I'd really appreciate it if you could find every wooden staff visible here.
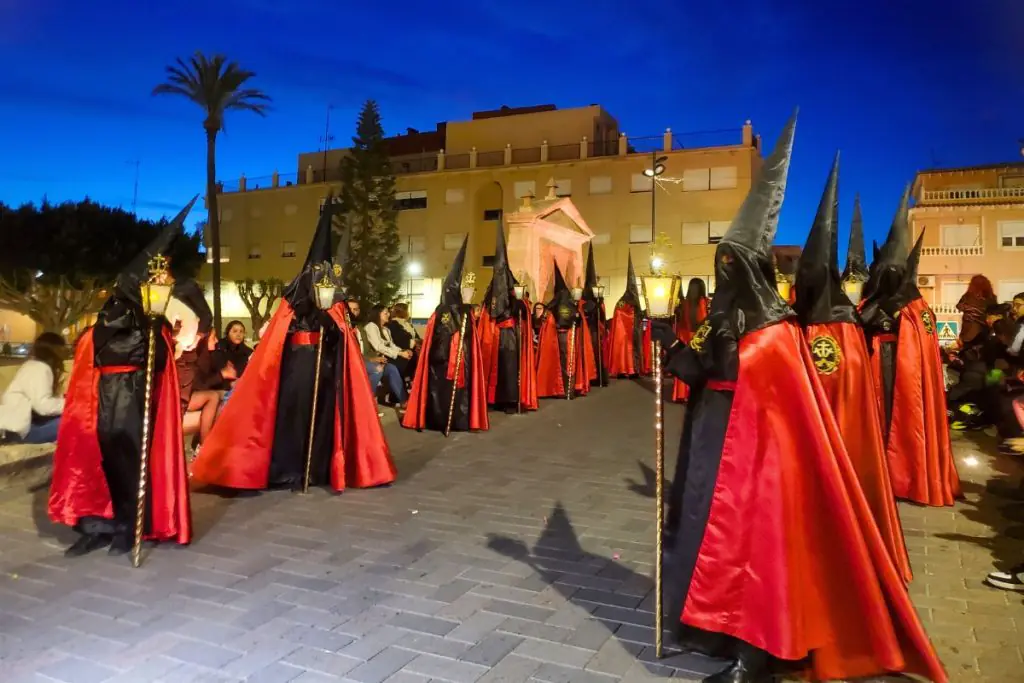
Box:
[131,319,159,568]
[301,326,326,494]
[566,321,577,400]
[445,308,469,437]
[653,337,665,658]
[516,304,523,414]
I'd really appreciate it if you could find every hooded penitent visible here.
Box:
[841,194,870,302]
[671,277,710,403]
[792,155,912,583]
[661,114,946,683]
[49,197,197,555]
[860,195,961,507]
[605,253,650,377]
[581,242,608,387]
[478,219,538,411]
[535,261,595,398]
[191,201,395,491]
[403,235,489,432]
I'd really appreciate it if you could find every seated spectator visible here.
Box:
[0,332,66,444]
[211,320,253,397]
[364,305,414,385]
[386,302,420,379]
[348,300,406,415]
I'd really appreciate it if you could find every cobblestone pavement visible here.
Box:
[0,380,1022,683]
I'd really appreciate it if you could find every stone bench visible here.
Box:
[0,443,55,491]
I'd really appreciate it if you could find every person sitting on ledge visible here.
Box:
[0,332,67,445]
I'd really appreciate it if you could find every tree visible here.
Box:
[153,51,271,333]
[0,199,203,333]
[235,278,283,337]
[338,100,403,306]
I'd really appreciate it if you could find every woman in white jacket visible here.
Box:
[363,305,412,400]
[0,332,66,444]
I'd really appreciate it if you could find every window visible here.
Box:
[999,220,1024,248]
[482,255,495,267]
[205,246,231,263]
[247,245,262,260]
[443,233,465,251]
[394,190,427,211]
[683,168,711,192]
[681,222,709,245]
[998,280,1024,301]
[940,224,979,247]
[630,224,653,244]
[483,208,503,221]
[554,179,572,197]
[709,166,738,190]
[631,173,653,193]
[445,188,465,204]
[282,241,297,258]
[407,236,426,254]
[589,176,612,195]
[1001,175,1024,189]
[709,221,731,242]
[404,278,426,298]
[514,180,536,199]
[941,281,968,305]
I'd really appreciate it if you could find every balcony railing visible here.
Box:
[217,126,747,194]
[920,187,1024,204]
[932,304,963,316]
[921,245,985,257]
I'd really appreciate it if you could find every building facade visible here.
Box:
[909,163,1024,337]
[207,104,763,320]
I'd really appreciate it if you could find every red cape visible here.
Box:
[49,327,191,544]
[402,310,489,431]
[672,298,709,402]
[805,321,912,583]
[535,313,592,398]
[606,303,643,377]
[477,305,538,410]
[885,298,961,506]
[190,300,395,491]
[681,321,946,682]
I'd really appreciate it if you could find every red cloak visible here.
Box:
[681,321,946,682]
[805,321,912,583]
[535,313,592,398]
[190,300,395,491]
[49,327,192,544]
[606,303,644,377]
[402,310,489,431]
[672,298,709,402]
[884,298,961,506]
[477,305,538,410]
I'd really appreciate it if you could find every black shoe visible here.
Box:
[108,533,132,556]
[64,533,112,557]
[703,658,771,683]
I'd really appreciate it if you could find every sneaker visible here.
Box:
[984,565,1024,592]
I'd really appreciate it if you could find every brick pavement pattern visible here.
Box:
[0,380,1022,682]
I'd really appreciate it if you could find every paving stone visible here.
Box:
[244,662,304,683]
[388,612,460,636]
[402,653,489,683]
[165,639,244,668]
[511,639,595,668]
[345,647,418,683]
[36,656,120,683]
[529,662,617,683]
[282,646,361,676]
[459,633,525,667]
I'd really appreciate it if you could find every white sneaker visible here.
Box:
[984,565,1024,592]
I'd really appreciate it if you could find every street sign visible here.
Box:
[937,320,959,345]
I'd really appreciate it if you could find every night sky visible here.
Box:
[1,0,1021,255]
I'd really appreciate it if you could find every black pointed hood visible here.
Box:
[792,153,856,326]
[116,195,198,302]
[547,260,577,329]
[712,111,797,336]
[483,219,516,321]
[842,194,869,282]
[283,197,336,309]
[892,229,926,307]
[441,234,469,307]
[617,252,642,310]
[582,243,599,302]
[862,186,911,308]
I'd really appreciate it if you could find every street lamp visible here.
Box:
[407,261,422,276]
[644,154,668,245]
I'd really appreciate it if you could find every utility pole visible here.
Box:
[127,159,141,215]
[320,105,335,182]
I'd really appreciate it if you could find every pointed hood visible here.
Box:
[712,111,797,336]
[582,242,599,302]
[116,195,198,302]
[842,194,869,282]
[792,154,857,326]
[862,186,912,308]
[893,229,926,306]
[547,259,577,329]
[616,252,642,310]
[440,234,469,307]
[483,219,516,321]
[283,197,336,309]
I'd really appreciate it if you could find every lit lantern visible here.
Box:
[314,275,336,311]
[843,278,865,304]
[571,286,583,301]
[640,274,681,319]
[142,255,173,318]
[461,271,477,304]
[512,284,525,299]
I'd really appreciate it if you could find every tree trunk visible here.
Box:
[206,127,223,334]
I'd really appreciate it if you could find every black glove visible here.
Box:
[649,320,678,350]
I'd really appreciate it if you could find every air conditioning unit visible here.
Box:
[917,275,935,287]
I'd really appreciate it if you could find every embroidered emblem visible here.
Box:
[441,312,452,326]
[809,335,842,375]
[690,320,711,353]
[921,310,935,336]
[881,319,892,332]
[558,305,572,320]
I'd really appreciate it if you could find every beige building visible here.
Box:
[208,103,763,319]
[909,163,1024,335]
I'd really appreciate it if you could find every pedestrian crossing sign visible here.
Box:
[937,320,958,345]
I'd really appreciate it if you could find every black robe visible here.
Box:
[582,298,607,386]
[418,303,482,432]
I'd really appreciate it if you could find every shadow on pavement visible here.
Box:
[624,460,670,500]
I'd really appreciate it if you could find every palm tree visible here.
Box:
[153,52,270,332]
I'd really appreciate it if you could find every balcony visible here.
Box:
[921,245,984,257]
[919,186,1024,205]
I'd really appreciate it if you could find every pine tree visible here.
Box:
[338,100,403,306]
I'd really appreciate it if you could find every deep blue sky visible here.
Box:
[1,0,1021,255]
